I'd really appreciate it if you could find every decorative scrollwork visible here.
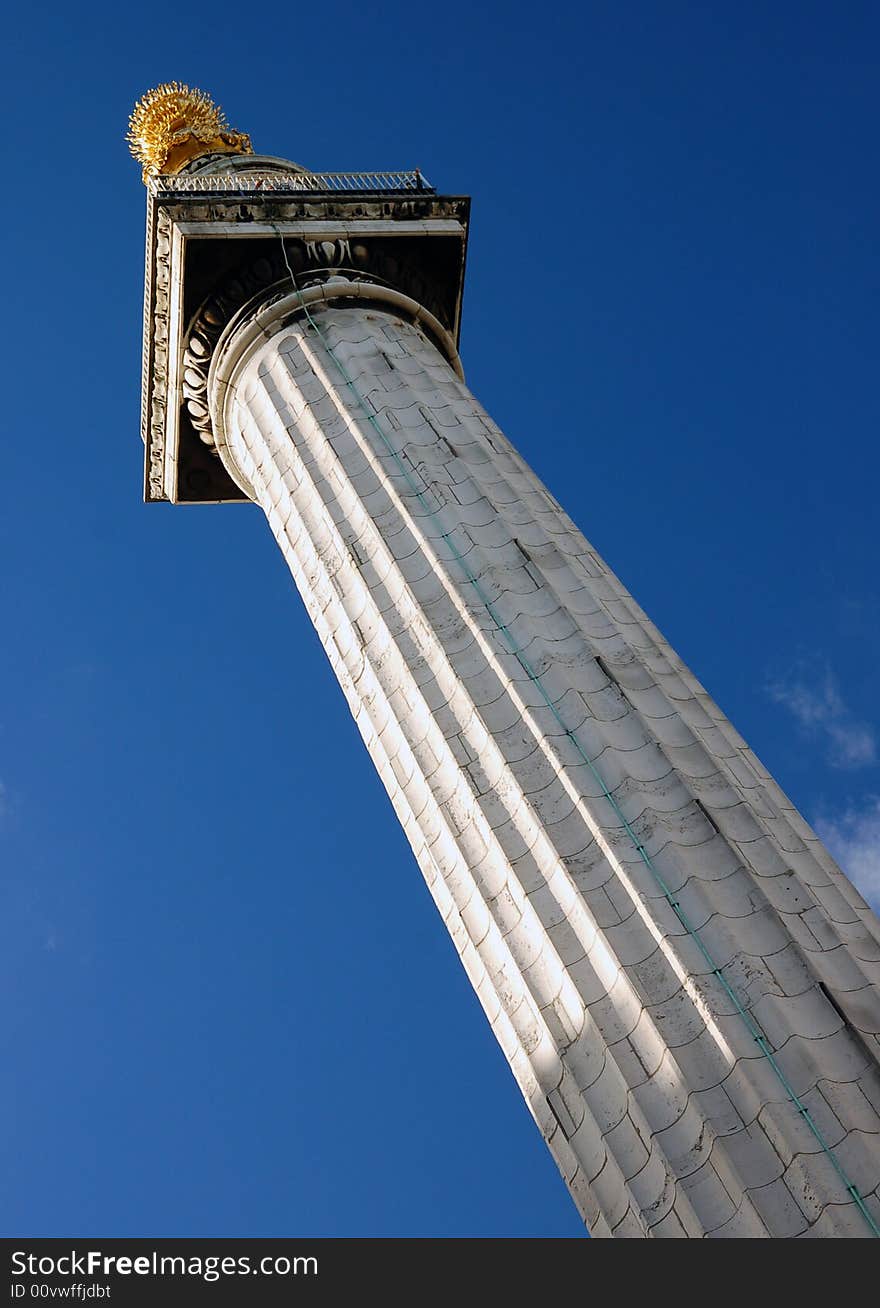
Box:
[145,209,174,499]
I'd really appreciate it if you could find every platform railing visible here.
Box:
[149,170,433,195]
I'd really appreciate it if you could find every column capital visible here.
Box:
[208,280,464,500]
[139,184,469,504]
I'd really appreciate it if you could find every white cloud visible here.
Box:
[767,665,876,769]
[815,799,880,913]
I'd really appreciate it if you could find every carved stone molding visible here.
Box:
[145,208,173,501]
[182,252,284,450]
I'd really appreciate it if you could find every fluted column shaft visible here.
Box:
[209,297,880,1237]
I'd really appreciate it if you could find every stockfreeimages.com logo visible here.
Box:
[11,1249,318,1286]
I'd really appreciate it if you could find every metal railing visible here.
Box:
[150,170,433,195]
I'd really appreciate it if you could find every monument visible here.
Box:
[130,83,880,1236]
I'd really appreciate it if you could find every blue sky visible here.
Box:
[1,1,878,1237]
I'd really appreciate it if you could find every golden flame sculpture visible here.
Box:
[127,82,253,182]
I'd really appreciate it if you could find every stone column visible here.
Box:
[208,286,880,1238]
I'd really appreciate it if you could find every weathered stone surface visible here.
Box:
[207,300,880,1237]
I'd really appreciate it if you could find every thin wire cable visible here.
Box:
[275,235,879,1236]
